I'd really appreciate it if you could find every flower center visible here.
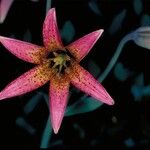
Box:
[47,50,71,75]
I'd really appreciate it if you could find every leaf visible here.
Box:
[108,9,127,35]
[135,73,144,86]
[48,140,63,148]
[142,85,150,96]
[131,73,144,101]
[124,138,135,148]
[65,96,103,116]
[131,85,143,101]
[140,14,150,26]
[88,59,101,77]
[40,118,52,148]
[24,92,42,115]
[23,29,32,42]
[133,0,143,15]
[61,20,75,43]
[88,0,102,16]
[114,62,131,81]
[16,117,36,135]
[73,124,85,139]
[42,92,49,106]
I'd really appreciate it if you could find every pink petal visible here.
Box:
[43,8,63,50]
[0,36,46,64]
[0,65,51,100]
[0,0,14,23]
[71,64,114,105]
[66,29,103,61]
[50,79,69,134]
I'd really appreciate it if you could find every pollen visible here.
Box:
[48,51,71,75]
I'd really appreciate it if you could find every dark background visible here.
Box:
[0,0,150,149]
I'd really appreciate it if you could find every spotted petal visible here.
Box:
[66,29,103,61]
[0,65,51,100]
[50,79,69,134]
[43,8,63,50]
[0,36,46,64]
[0,0,14,23]
[71,64,114,105]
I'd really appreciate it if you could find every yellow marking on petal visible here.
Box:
[46,39,65,52]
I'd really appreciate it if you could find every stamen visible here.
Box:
[47,50,71,75]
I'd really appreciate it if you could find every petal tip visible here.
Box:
[48,8,56,14]
[53,128,59,134]
[97,29,104,33]
[106,97,115,105]
[109,99,115,105]
[0,36,4,40]
[51,7,55,11]
[52,119,61,134]
[96,29,104,36]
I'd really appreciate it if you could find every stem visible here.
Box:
[75,33,133,108]
[99,33,132,82]
[46,0,51,14]
[40,117,52,148]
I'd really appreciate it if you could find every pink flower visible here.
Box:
[0,0,14,23]
[0,0,38,23]
[0,8,114,133]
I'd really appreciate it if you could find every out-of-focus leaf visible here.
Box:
[16,117,36,135]
[65,97,103,116]
[142,85,150,96]
[41,92,49,107]
[114,62,131,81]
[124,138,135,148]
[73,124,85,139]
[23,29,32,42]
[88,0,102,16]
[131,73,150,100]
[24,92,42,115]
[88,59,101,77]
[131,85,143,101]
[40,118,52,148]
[135,73,144,86]
[61,20,75,43]
[49,140,63,148]
[108,9,127,35]
[140,14,150,26]
[133,0,143,15]
[131,73,144,101]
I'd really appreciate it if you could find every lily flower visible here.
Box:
[0,8,114,133]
